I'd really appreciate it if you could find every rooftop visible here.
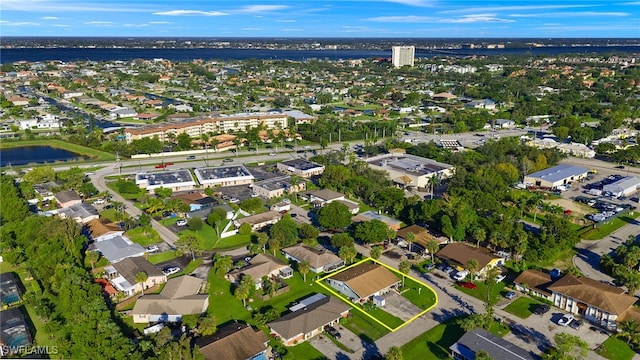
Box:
[92,236,146,263]
[136,169,195,187]
[131,276,208,316]
[437,242,502,270]
[280,159,324,171]
[450,329,536,360]
[366,153,452,176]
[196,323,268,360]
[254,176,293,191]
[268,296,350,340]
[525,164,589,183]
[328,262,400,299]
[112,257,164,285]
[194,165,254,182]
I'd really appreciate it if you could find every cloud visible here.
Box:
[124,23,150,27]
[282,28,303,32]
[52,24,70,27]
[236,5,289,13]
[275,19,296,23]
[367,14,514,23]
[622,1,640,4]
[441,14,515,23]
[439,4,594,14]
[241,27,262,31]
[153,10,228,16]
[367,15,436,23]
[84,21,113,25]
[149,21,171,24]
[510,11,630,18]
[1,21,40,26]
[40,16,59,20]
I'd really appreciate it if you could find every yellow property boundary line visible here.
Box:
[316,258,438,332]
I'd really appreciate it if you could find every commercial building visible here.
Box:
[523,164,590,189]
[136,169,197,194]
[602,176,640,198]
[276,159,325,178]
[124,112,289,143]
[392,46,415,68]
[194,165,254,188]
[253,176,305,199]
[365,153,454,189]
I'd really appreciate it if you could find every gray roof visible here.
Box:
[280,159,324,171]
[112,257,164,284]
[450,329,536,360]
[603,176,640,193]
[268,296,350,340]
[132,276,208,316]
[93,236,146,263]
[525,164,589,183]
[57,202,98,220]
[54,190,81,203]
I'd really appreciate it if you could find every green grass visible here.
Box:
[401,316,466,359]
[341,312,389,342]
[400,277,438,310]
[206,273,252,324]
[504,297,542,319]
[126,227,162,246]
[597,336,636,360]
[454,281,505,305]
[271,340,328,360]
[177,222,249,250]
[147,251,178,264]
[0,139,115,162]
[364,306,404,329]
[212,233,252,250]
[581,211,640,240]
[180,258,203,275]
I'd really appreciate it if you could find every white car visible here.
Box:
[146,244,160,253]
[229,197,240,203]
[558,314,574,326]
[92,199,105,205]
[162,266,180,276]
[453,270,469,281]
[176,219,188,226]
[496,274,506,282]
[269,152,277,156]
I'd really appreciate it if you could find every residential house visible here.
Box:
[172,192,216,212]
[55,203,99,224]
[464,99,496,110]
[233,210,282,231]
[109,108,137,119]
[226,254,293,290]
[54,190,82,208]
[450,329,536,360]
[513,269,554,300]
[326,262,400,303]
[548,274,637,330]
[396,225,441,252]
[91,236,146,264]
[304,189,359,214]
[268,296,350,346]
[276,159,325,178]
[196,322,269,360]
[436,243,504,277]
[270,201,291,213]
[351,211,402,231]
[131,275,209,323]
[494,119,516,128]
[0,308,33,356]
[86,218,124,242]
[282,244,345,274]
[252,176,305,199]
[105,257,167,297]
[0,272,22,306]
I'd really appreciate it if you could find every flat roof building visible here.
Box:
[524,164,589,189]
[351,211,403,230]
[603,176,640,198]
[193,165,254,188]
[365,153,454,189]
[136,169,197,194]
[277,159,325,178]
[253,176,306,199]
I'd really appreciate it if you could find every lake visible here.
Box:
[0,145,88,167]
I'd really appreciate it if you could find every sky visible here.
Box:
[1,0,639,38]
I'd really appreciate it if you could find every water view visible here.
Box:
[0,145,88,167]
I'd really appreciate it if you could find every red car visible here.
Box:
[155,164,166,169]
[458,281,477,290]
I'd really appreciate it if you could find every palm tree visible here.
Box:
[428,174,441,200]
[405,232,416,253]
[135,271,148,287]
[398,260,411,287]
[466,259,479,280]
[299,260,310,282]
[197,315,217,336]
[426,240,439,264]
[619,320,640,345]
[86,250,99,270]
[472,227,486,248]
[370,246,383,260]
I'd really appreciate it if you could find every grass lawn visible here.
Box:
[581,211,640,240]
[454,281,504,305]
[206,274,252,324]
[401,317,466,359]
[212,233,252,250]
[597,336,636,360]
[106,181,145,200]
[126,227,162,246]
[180,258,203,275]
[341,312,390,342]
[0,139,115,162]
[147,251,178,264]
[400,277,438,310]
[254,271,331,313]
[365,306,405,329]
[504,297,542,319]
[271,340,328,360]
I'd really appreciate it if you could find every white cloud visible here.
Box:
[124,23,150,27]
[241,27,262,31]
[367,14,514,23]
[275,19,296,23]
[236,5,289,13]
[40,16,59,20]
[622,1,640,4]
[382,0,435,6]
[52,24,70,27]
[439,4,595,14]
[153,10,229,16]
[3,0,150,13]
[84,21,113,25]
[149,21,171,24]
[510,11,630,18]
[441,14,515,23]
[282,28,303,32]
[367,15,436,23]
[2,21,40,26]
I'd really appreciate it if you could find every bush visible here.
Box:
[239,223,252,235]
[188,217,204,231]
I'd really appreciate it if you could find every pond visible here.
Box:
[0,145,88,167]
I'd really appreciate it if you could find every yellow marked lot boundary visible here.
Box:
[315,257,438,332]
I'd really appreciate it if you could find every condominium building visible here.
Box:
[392,46,415,68]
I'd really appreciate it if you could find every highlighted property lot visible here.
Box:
[316,258,438,332]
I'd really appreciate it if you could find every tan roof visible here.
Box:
[197,323,268,360]
[283,244,343,270]
[227,254,289,283]
[436,242,502,270]
[513,269,553,296]
[125,114,286,136]
[132,276,208,316]
[172,192,206,204]
[55,190,81,203]
[307,189,344,202]
[235,210,282,226]
[396,225,437,248]
[329,262,400,299]
[112,257,164,285]
[393,175,413,185]
[547,275,636,315]
[86,218,122,239]
[268,296,350,340]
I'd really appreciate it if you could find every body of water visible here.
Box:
[1,45,638,63]
[0,145,88,167]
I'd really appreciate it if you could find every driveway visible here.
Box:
[381,292,422,321]
[309,326,365,360]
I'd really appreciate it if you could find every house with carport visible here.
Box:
[326,262,401,303]
[282,244,345,274]
[54,190,82,208]
[86,218,124,242]
[513,269,554,300]
[226,254,293,290]
[436,243,504,278]
[396,225,442,252]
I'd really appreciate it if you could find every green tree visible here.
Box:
[426,240,439,264]
[256,232,268,253]
[135,271,148,285]
[22,166,55,184]
[476,350,493,360]
[441,215,455,242]
[466,259,479,279]
[299,260,310,282]
[473,227,487,248]
[238,223,252,235]
[338,245,357,264]
[176,132,192,150]
[197,315,217,336]
[207,207,229,236]
[331,233,354,248]
[318,202,352,230]
[154,187,173,199]
[240,197,264,213]
[235,275,254,307]
[370,245,383,260]
[544,332,588,360]
[85,250,99,269]
[404,232,416,253]
[175,233,201,260]
[618,320,640,345]
[354,219,389,244]
[385,346,403,360]
[269,215,298,247]
[213,254,233,277]
[268,237,281,256]
[187,217,204,231]
[298,223,320,240]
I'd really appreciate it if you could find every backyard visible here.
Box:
[400,276,438,311]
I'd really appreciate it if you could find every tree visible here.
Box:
[544,332,588,360]
[405,232,416,253]
[135,271,148,287]
[338,245,357,264]
[428,174,441,200]
[370,246,383,260]
[426,240,439,264]
[154,187,173,199]
[331,233,354,248]
[268,237,281,256]
[197,315,217,336]
[187,217,204,231]
[385,346,403,360]
[318,202,352,230]
[472,227,486,248]
[354,219,389,244]
[299,260,310,282]
[175,233,201,260]
[213,254,233,277]
[256,232,268,253]
[176,132,192,150]
[399,260,411,287]
[235,275,254,307]
[137,213,151,234]
[240,197,264,213]
[85,250,99,269]
[440,215,455,242]
[466,259,479,279]
[207,207,229,236]
[269,215,298,247]
[298,223,320,240]
[619,320,640,346]
[476,350,492,360]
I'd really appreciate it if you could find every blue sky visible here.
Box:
[2,0,639,38]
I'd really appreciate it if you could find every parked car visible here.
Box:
[223,158,233,163]
[162,266,180,276]
[504,291,517,300]
[229,197,240,203]
[269,152,277,156]
[187,155,196,160]
[146,244,160,253]
[92,199,105,205]
[615,165,625,169]
[569,319,583,330]
[558,314,574,326]
[533,304,550,315]
[423,264,436,271]
[324,326,341,339]
[444,266,455,274]
[458,281,477,290]
[453,270,469,281]
[176,219,188,226]
[436,263,448,271]
[495,274,506,283]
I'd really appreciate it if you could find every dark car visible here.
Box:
[458,281,477,290]
[533,304,551,315]
[223,158,234,163]
[325,326,341,339]
[615,165,625,169]
[569,319,583,330]
[423,263,436,271]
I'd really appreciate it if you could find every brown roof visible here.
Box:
[227,254,289,283]
[55,190,81,203]
[132,276,208,316]
[547,275,636,315]
[283,244,343,270]
[513,269,553,296]
[268,296,350,340]
[86,218,122,239]
[329,262,400,299]
[396,225,437,248]
[197,323,268,360]
[436,242,502,270]
[172,192,207,204]
[112,257,164,285]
